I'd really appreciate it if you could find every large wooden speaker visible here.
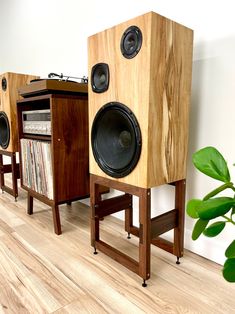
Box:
[0,72,38,152]
[88,11,193,188]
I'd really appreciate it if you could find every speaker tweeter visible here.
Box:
[91,102,141,178]
[120,25,142,59]
[91,63,109,93]
[2,77,7,91]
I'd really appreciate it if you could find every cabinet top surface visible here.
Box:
[18,79,88,98]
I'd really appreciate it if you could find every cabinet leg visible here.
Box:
[27,194,33,215]
[52,204,61,235]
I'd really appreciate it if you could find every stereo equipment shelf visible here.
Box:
[22,134,51,141]
[17,93,90,234]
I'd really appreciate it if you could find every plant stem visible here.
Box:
[231,185,235,192]
[222,215,235,225]
[203,182,234,201]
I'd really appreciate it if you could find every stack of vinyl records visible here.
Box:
[20,139,53,199]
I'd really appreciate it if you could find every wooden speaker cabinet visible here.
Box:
[0,72,38,198]
[88,12,193,286]
[0,72,38,152]
[88,11,193,188]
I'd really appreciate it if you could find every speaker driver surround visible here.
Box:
[120,25,142,59]
[91,63,109,93]
[0,112,10,149]
[2,77,7,91]
[91,102,141,178]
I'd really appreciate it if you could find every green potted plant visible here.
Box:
[187,146,235,282]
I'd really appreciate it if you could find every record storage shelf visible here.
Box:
[17,93,90,234]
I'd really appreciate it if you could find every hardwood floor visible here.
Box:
[0,181,235,313]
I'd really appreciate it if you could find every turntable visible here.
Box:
[18,73,88,97]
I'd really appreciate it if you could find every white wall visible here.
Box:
[1,0,235,265]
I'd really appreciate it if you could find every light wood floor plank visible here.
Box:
[0,179,235,313]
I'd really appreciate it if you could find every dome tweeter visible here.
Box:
[0,111,10,149]
[120,25,142,59]
[91,63,109,93]
[91,102,142,178]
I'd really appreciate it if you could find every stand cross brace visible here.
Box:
[90,174,186,286]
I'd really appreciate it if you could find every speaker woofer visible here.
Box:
[91,102,141,178]
[0,112,10,149]
[2,77,7,91]
[91,63,109,93]
[120,25,142,59]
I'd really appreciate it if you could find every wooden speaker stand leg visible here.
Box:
[11,153,18,200]
[139,189,151,284]
[90,175,151,286]
[90,176,101,251]
[125,196,133,239]
[173,179,186,263]
[0,154,4,191]
[90,175,186,285]
[0,151,19,200]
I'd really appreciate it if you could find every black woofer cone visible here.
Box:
[91,102,141,178]
[0,112,10,149]
[91,63,109,93]
[120,25,142,59]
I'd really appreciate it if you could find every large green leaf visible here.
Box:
[186,199,202,218]
[225,240,235,258]
[197,197,235,220]
[223,258,235,282]
[203,221,226,237]
[193,147,230,182]
[192,219,209,240]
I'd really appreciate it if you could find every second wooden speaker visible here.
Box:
[0,72,38,152]
[88,11,193,188]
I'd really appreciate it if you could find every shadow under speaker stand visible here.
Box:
[88,11,193,285]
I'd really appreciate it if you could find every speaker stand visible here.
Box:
[0,150,20,200]
[90,174,186,286]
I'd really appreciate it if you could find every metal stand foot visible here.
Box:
[94,248,98,255]
[176,257,180,264]
[142,279,147,287]
[127,233,131,239]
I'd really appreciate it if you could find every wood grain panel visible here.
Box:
[147,14,193,186]
[88,12,193,188]
[0,72,38,152]
[51,94,90,202]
